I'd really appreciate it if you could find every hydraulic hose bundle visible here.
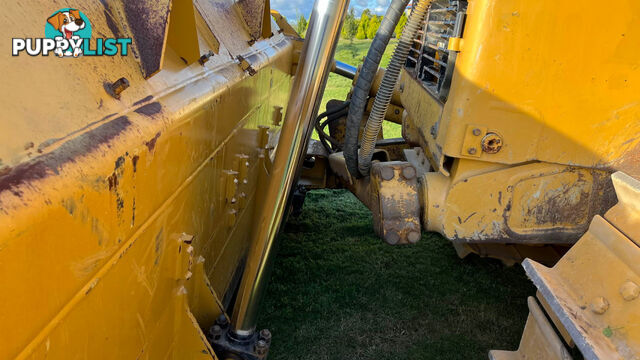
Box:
[343,0,431,178]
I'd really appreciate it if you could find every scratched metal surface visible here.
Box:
[0,1,295,358]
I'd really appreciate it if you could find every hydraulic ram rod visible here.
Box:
[230,0,350,336]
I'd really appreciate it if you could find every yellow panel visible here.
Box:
[0,1,294,358]
[518,172,640,358]
[437,0,640,177]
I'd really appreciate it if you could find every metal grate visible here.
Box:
[405,0,467,102]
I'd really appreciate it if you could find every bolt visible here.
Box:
[408,231,421,243]
[401,166,416,180]
[394,109,400,115]
[590,296,609,314]
[380,167,394,181]
[255,339,268,356]
[198,50,215,65]
[481,133,503,154]
[210,324,223,340]
[620,280,640,301]
[472,128,481,136]
[259,329,272,342]
[216,314,228,327]
[107,77,129,99]
[386,232,400,245]
[467,147,477,155]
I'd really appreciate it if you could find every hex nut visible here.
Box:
[386,232,400,245]
[590,296,609,314]
[467,147,477,155]
[472,128,481,136]
[620,280,640,301]
[255,339,268,355]
[216,314,228,326]
[259,329,272,342]
[380,167,394,181]
[402,166,416,180]
[481,133,503,154]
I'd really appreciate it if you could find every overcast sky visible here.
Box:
[271,0,393,21]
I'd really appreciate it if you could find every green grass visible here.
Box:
[317,39,402,140]
[258,190,535,359]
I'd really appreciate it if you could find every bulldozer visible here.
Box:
[0,0,638,358]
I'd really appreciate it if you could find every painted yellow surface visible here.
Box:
[440,0,640,177]
[509,172,640,358]
[0,1,295,358]
[399,0,639,248]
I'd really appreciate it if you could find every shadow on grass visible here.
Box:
[258,189,534,360]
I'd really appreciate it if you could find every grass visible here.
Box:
[256,38,534,359]
[317,39,402,140]
[258,190,535,359]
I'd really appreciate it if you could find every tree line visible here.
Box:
[295,8,408,40]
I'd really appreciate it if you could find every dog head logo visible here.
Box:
[45,8,92,57]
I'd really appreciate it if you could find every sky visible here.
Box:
[271,0,393,22]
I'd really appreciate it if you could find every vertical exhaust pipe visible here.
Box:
[230,0,350,336]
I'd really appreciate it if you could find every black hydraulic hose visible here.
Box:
[343,0,410,178]
[358,0,431,176]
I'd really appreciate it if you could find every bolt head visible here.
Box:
[407,231,421,243]
[216,314,228,326]
[255,339,269,355]
[590,296,609,314]
[481,133,503,154]
[259,329,272,341]
[211,324,222,335]
[380,167,394,181]
[111,77,130,97]
[472,128,481,136]
[620,280,640,301]
[402,166,416,180]
[386,232,400,245]
[467,147,477,155]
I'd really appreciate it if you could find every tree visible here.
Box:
[356,11,370,39]
[356,23,366,39]
[395,12,408,38]
[341,8,358,41]
[295,13,308,37]
[366,15,381,39]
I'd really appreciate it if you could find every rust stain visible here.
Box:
[114,156,125,170]
[525,179,590,227]
[236,0,265,39]
[144,132,161,152]
[0,116,131,197]
[132,155,139,172]
[134,102,162,116]
[132,95,154,106]
[131,197,136,227]
[107,173,118,191]
[123,1,171,78]
[37,113,119,154]
[0,166,11,177]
